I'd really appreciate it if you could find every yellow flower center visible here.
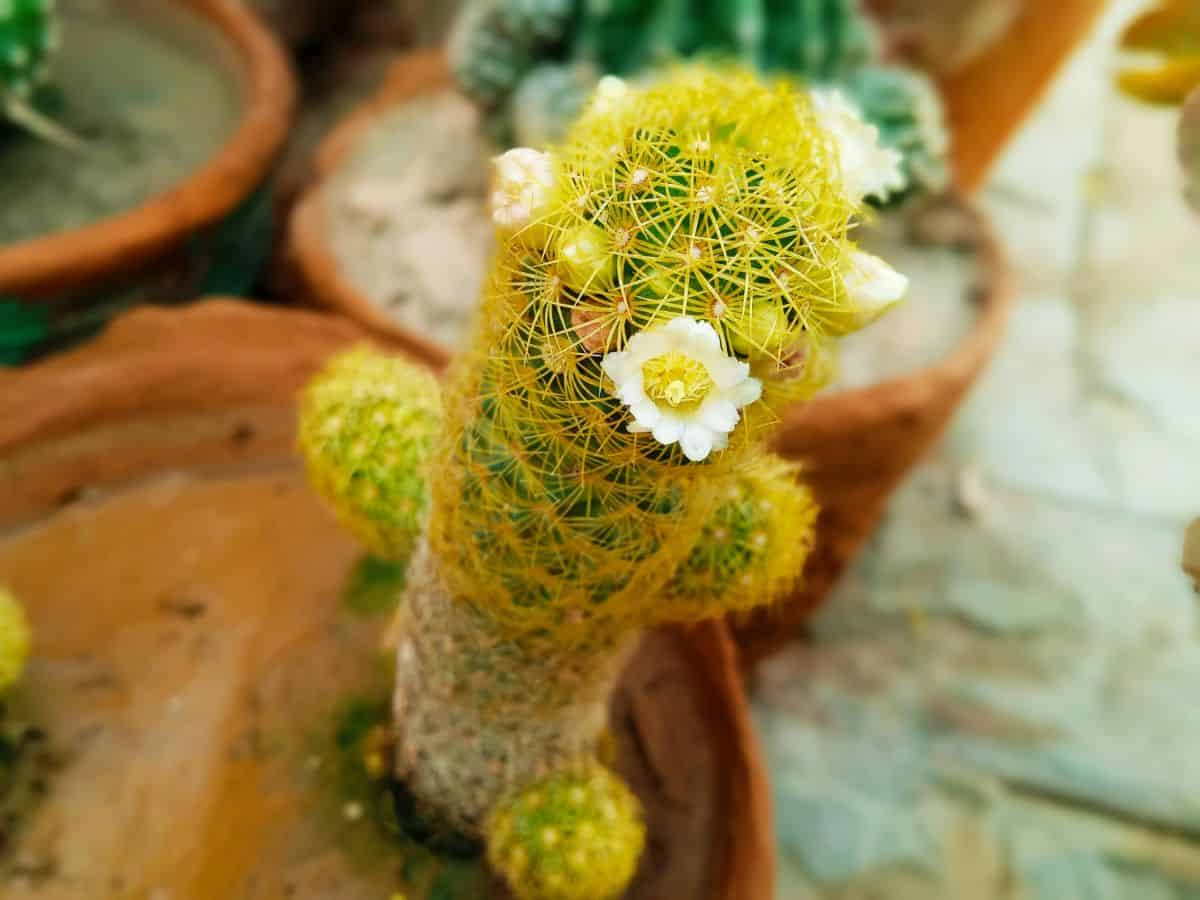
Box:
[642,352,714,412]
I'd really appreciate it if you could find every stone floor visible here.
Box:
[755,2,1200,897]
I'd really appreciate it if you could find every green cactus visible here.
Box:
[0,0,83,149]
[508,61,596,150]
[299,348,441,560]
[486,760,644,900]
[300,65,906,899]
[842,64,950,208]
[446,0,947,204]
[0,0,55,102]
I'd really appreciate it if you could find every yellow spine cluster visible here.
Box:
[299,349,441,560]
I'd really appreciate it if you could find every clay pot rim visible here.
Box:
[0,0,296,296]
[937,0,1108,191]
[288,49,454,370]
[0,298,775,900]
[776,206,1013,441]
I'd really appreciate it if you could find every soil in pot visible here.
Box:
[0,300,771,898]
[0,470,749,899]
[0,0,241,245]
[316,88,493,348]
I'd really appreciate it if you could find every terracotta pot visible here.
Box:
[734,207,1014,667]
[933,0,1108,190]
[0,0,295,300]
[0,300,773,900]
[286,49,455,369]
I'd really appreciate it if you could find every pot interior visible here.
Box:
[0,461,736,898]
[0,0,242,245]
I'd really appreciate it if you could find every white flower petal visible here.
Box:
[652,417,684,445]
[731,377,763,407]
[698,399,740,432]
[811,88,907,203]
[680,425,716,462]
[602,351,636,384]
[629,400,662,429]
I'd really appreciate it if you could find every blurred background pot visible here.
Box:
[0,300,774,900]
[735,207,1013,666]
[0,0,294,364]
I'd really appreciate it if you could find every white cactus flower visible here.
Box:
[810,88,906,203]
[601,317,762,462]
[842,250,909,328]
[490,147,557,234]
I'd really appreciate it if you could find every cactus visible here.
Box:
[299,348,441,560]
[508,61,596,150]
[486,760,644,900]
[301,65,906,899]
[448,0,946,204]
[0,588,30,694]
[0,0,55,102]
[662,452,819,620]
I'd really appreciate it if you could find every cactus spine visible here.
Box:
[301,65,905,899]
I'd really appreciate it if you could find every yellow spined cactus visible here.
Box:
[298,63,906,900]
[0,588,31,693]
[299,348,441,559]
[662,451,819,620]
[486,760,645,900]
[430,65,904,639]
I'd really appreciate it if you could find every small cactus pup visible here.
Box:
[300,65,907,899]
[0,0,81,150]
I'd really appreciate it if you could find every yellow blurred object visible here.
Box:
[1118,1,1200,105]
[1118,58,1200,105]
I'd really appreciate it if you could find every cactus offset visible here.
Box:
[299,348,441,560]
[486,760,644,900]
[301,65,906,899]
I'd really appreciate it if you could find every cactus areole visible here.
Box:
[300,66,906,900]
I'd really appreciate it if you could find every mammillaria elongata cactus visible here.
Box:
[301,66,907,900]
[450,0,949,206]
